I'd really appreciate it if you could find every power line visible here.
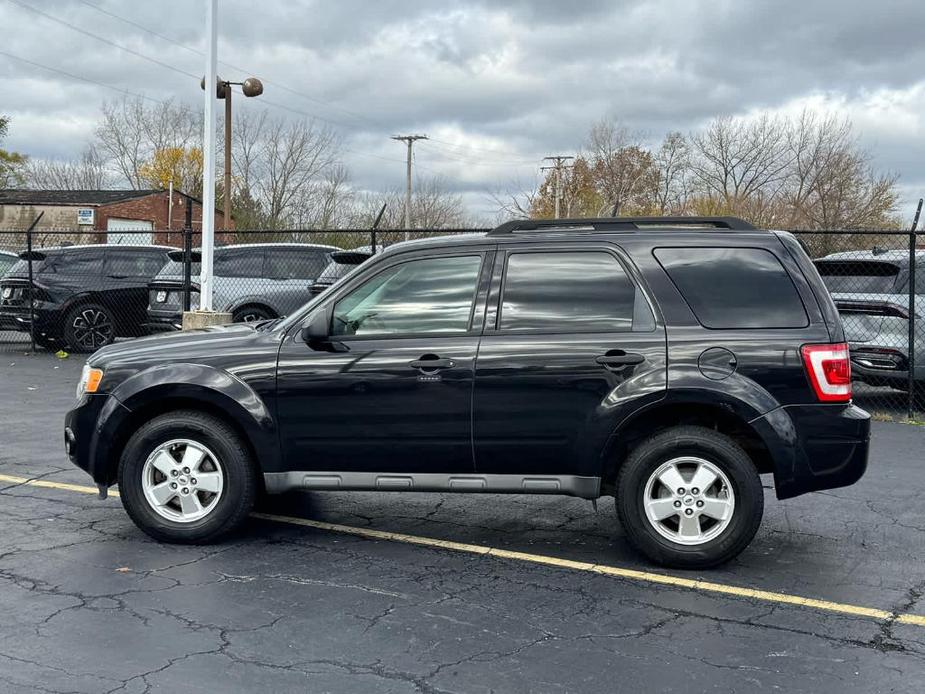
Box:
[0,49,169,106]
[5,0,199,81]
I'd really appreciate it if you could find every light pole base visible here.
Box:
[182,310,233,331]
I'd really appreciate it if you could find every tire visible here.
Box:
[117,410,258,544]
[63,302,115,353]
[232,305,274,323]
[615,425,763,569]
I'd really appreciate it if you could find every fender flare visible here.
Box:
[92,363,278,484]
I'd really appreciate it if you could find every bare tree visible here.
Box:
[689,114,793,218]
[25,147,111,190]
[95,96,198,189]
[587,119,658,215]
[654,131,691,214]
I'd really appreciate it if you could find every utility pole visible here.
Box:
[392,134,427,239]
[541,155,574,219]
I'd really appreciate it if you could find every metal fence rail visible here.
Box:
[0,226,921,419]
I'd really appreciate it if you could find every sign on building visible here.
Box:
[77,208,95,226]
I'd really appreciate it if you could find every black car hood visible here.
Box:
[88,322,273,369]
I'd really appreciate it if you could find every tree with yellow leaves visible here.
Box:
[138,146,203,198]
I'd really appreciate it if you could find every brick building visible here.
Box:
[0,189,232,246]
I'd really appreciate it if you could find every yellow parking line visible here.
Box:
[2,472,922,627]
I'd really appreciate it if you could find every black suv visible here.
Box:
[65,217,870,568]
[0,244,174,352]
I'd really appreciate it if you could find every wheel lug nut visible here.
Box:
[182,467,190,474]
[673,500,682,508]
[677,488,685,495]
[696,500,704,508]
[170,482,177,489]
[191,478,197,485]
[684,508,693,516]
[171,470,178,477]
[181,487,189,494]
[692,487,700,495]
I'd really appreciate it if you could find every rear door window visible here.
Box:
[814,260,901,294]
[106,251,168,277]
[655,247,808,329]
[56,251,104,276]
[266,248,330,280]
[498,251,653,333]
[214,248,265,278]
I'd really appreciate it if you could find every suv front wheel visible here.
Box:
[616,426,764,568]
[118,411,258,543]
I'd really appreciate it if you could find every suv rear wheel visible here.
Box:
[64,302,115,352]
[615,426,763,568]
[117,411,258,543]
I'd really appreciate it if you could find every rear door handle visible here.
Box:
[409,355,457,371]
[595,351,645,368]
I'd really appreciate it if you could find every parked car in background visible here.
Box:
[308,245,381,297]
[0,250,18,277]
[814,249,924,391]
[0,244,175,352]
[67,216,869,568]
[147,243,339,329]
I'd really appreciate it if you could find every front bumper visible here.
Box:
[65,393,131,486]
[751,403,871,500]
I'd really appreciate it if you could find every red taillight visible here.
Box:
[801,342,852,403]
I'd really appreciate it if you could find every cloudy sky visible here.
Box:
[2,0,924,222]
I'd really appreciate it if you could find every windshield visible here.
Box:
[815,260,901,294]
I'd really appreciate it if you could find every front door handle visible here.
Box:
[595,351,645,368]
[409,355,457,372]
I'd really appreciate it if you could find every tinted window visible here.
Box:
[266,248,329,280]
[215,249,264,278]
[55,251,103,276]
[815,260,900,294]
[499,251,648,332]
[106,251,168,277]
[332,255,482,337]
[655,247,808,329]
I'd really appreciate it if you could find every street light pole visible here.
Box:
[201,76,263,233]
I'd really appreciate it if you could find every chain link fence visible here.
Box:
[1,226,921,419]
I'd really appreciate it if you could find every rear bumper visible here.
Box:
[751,403,871,500]
[145,309,182,332]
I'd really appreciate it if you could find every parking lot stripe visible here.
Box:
[1,472,921,627]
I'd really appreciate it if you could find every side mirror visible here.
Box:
[301,307,331,343]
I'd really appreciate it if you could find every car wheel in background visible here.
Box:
[615,425,764,569]
[63,303,115,352]
[118,410,258,544]
[232,306,274,323]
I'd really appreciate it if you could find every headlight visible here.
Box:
[76,364,104,399]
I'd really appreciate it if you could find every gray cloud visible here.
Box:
[2,0,924,221]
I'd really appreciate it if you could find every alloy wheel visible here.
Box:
[642,456,735,546]
[141,439,224,523]
[71,308,114,350]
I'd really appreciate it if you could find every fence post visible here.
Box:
[26,226,35,354]
[183,194,193,312]
[909,230,918,418]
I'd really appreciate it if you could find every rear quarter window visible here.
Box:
[654,247,808,329]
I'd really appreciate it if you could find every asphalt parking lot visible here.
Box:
[1,349,924,693]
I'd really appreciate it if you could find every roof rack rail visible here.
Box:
[487,216,756,235]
